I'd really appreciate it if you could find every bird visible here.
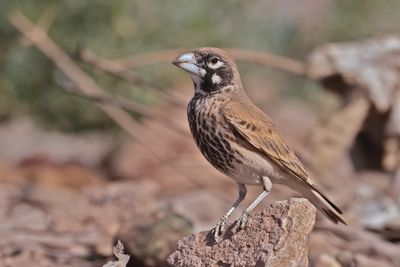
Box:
[173,47,347,241]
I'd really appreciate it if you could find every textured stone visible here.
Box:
[167,198,316,267]
[314,254,342,267]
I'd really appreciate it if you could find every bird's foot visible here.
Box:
[232,210,250,233]
[212,215,229,242]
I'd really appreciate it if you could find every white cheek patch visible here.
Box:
[211,73,222,84]
[208,61,224,69]
[199,68,207,77]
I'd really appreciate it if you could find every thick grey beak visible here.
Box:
[173,52,201,76]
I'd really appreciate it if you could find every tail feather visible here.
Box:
[311,189,347,225]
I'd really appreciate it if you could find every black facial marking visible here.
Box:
[194,52,234,94]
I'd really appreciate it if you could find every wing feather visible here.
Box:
[223,99,344,215]
[223,99,310,182]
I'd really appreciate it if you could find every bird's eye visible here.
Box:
[210,57,219,64]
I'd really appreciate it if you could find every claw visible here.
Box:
[212,215,229,242]
[232,210,250,233]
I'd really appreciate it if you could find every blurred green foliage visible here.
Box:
[0,0,399,131]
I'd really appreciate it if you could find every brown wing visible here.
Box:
[223,98,343,215]
[222,97,344,218]
[223,98,311,183]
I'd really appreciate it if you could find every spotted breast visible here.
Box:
[187,94,245,176]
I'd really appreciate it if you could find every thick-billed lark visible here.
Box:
[173,47,347,241]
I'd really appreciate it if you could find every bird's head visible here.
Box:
[173,48,242,95]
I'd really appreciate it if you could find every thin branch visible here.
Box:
[37,6,58,34]
[76,49,186,108]
[62,84,155,118]
[9,11,142,139]
[20,7,57,47]
[226,48,306,76]
[110,48,306,76]
[112,48,189,69]
[8,11,173,175]
[316,224,400,264]
[8,11,223,200]
[10,11,190,141]
[62,83,190,136]
[77,49,165,91]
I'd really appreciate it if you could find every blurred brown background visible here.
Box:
[1,1,400,266]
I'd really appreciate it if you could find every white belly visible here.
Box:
[229,142,289,185]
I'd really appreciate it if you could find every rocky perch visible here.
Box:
[167,198,316,267]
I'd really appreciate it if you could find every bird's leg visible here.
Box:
[213,183,247,241]
[232,177,272,233]
[231,191,268,233]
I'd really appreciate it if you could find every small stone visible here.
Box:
[315,254,342,267]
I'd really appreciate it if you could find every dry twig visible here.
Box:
[77,49,185,108]
[103,241,130,267]
[9,11,142,140]
[315,224,400,265]
[62,84,189,136]
[20,7,57,47]
[226,48,306,75]
[110,48,306,76]
[8,11,213,197]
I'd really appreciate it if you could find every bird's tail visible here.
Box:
[306,187,347,225]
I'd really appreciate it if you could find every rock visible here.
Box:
[306,36,400,172]
[0,249,100,267]
[0,179,159,265]
[314,254,342,267]
[308,97,369,172]
[351,172,400,231]
[337,251,394,267]
[308,232,341,264]
[307,36,400,113]
[119,209,192,267]
[167,198,316,267]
